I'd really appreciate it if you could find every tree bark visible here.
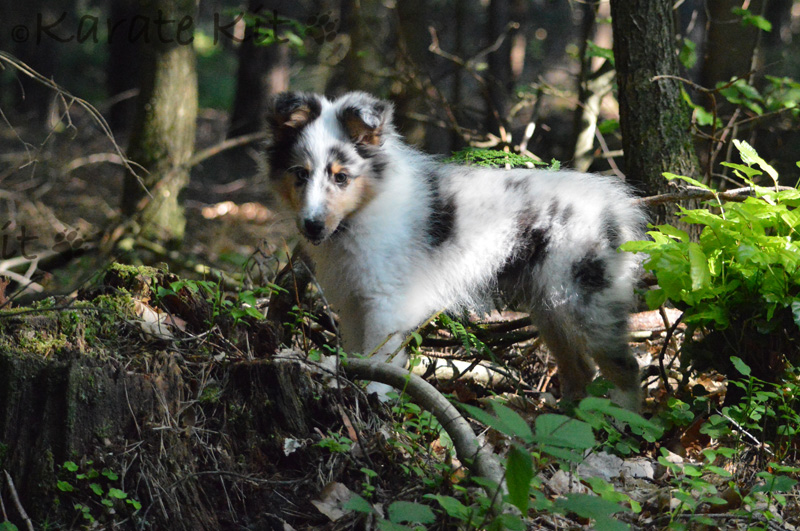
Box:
[610,0,700,227]
[485,0,513,136]
[228,0,290,139]
[120,0,198,246]
[700,0,766,89]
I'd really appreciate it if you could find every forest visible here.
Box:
[0,0,799,529]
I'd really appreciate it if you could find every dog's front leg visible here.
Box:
[360,301,411,400]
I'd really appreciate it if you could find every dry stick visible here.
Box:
[656,309,684,397]
[341,359,506,504]
[0,51,147,194]
[3,470,33,531]
[635,186,796,207]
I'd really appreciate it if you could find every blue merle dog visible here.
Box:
[265,91,646,410]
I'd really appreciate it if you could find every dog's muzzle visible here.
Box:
[302,218,326,244]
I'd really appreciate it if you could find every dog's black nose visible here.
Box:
[303,218,325,240]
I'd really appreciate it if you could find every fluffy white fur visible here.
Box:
[265,91,646,410]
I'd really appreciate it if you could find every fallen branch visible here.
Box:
[342,359,506,507]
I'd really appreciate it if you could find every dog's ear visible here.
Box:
[337,93,393,147]
[266,92,322,140]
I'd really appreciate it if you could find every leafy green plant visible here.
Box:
[445,148,550,169]
[56,460,141,525]
[621,142,800,382]
[315,431,354,453]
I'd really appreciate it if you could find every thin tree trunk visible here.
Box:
[121,0,198,246]
[610,0,700,227]
[228,0,289,139]
[485,0,512,137]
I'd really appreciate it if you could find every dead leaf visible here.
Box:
[311,482,354,522]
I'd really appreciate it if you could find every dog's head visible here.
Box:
[265,92,394,244]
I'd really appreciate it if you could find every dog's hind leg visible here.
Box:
[534,305,641,412]
[535,318,596,406]
[587,333,642,412]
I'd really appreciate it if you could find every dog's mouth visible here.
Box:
[301,222,347,245]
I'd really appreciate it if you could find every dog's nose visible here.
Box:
[303,218,325,240]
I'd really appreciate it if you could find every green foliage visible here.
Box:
[585,42,615,66]
[436,314,493,358]
[445,148,547,169]
[156,278,275,328]
[701,358,800,459]
[679,38,698,70]
[56,460,142,525]
[315,431,354,453]
[453,398,659,529]
[621,143,800,341]
[732,6,772,32]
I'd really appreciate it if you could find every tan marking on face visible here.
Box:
[274,173,301,212]
[324,174,376,229]
[329,161,345,175]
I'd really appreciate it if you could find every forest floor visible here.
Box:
[0,106,798,530]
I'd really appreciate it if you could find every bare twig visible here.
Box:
[3,470,34,531]
[186,131,268,169]
[0,51,147,194]
[636,185,795,206]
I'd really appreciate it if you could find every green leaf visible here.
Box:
[586,42,615,66]
[489,401,534,442]
[505,446,533,513]
[598,119,619,134]
[424,494,470,521]
[644,289,668,309]
[753,474,798,492]
[127,499,143,511]
[63,461,79,472]
[56,481,74,492]
[734,139,778,182]
[655,224,690,243]
[679,38,697,69]
[730,356,752,376]
[664,172,713,191]
[387,501,435,524]
[107,488,128,499]
[555,493,628,519]
[460,403,515,437]
[792,300,800,329]
[688,243,711,290]
[732,7,772,31]
[343,494,375,514]
[534,414,596,450]
[0,522,20,531]
[89,483,103,496]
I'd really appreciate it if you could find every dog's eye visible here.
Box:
[333,172,349,186]
[290,167,310,185]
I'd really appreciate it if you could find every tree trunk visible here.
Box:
[485,0,512,137]
[700,0,766,89]
[394,0,429,147]
[228,0,290,139]
[610,0,700,227]
[120,0,198,246]
[106,0,141,134]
